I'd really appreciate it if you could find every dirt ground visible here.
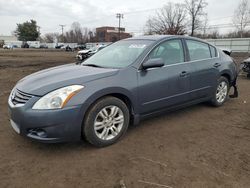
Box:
[0,49,250,188]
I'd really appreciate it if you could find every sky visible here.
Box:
[0,0,243,36]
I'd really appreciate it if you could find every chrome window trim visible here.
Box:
[137,37,220,72]
[185,39,219,60]
[138,54,220,72]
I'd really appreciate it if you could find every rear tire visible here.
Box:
[83,96,130,147]
[211,76,229,107]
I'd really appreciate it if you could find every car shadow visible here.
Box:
[25,102,211,152]
[128,102,209,131]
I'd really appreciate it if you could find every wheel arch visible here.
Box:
[80,88,138,131]
[220,71,232,85]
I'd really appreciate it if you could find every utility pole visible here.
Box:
[116,13,124,40]
[59,24,66,42]
[59,24,66,36]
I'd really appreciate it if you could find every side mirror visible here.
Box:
[142,58,164,70]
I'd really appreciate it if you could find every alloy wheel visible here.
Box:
[216,81,228,103]
[94,105,124,141]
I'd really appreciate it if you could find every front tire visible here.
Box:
[83,97,130,147]
[211,76,229,107]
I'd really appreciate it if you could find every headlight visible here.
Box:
[32,85,84,110]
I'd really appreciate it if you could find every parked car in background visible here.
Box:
[39,44,48,49]
[55,44,64,49]
[3,44,18,49]
[74,45,86,51]
[3,44,13,49]
[76,45,107,62]
[65,45,73,52]
[21,43,29,48]
[241,57,250,78]
[8,35,238,147]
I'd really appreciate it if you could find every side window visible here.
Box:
[209,45,217,58]
[186,40,211,61]
[149,39,184,65]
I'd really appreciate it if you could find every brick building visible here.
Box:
[96,26,132,42]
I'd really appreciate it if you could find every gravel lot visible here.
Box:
[0,49,250,188]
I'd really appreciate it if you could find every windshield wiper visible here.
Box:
[82,64,103,68]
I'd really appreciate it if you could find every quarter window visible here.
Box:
[209,45,217,58]
[186,40,211,61]
[149,39,184,65]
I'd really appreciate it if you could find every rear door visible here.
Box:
[184,39,220,100]
[137,39,191,114]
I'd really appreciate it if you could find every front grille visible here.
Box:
[11,89,33,105]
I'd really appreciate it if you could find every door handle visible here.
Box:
[180,71,189,77]
[213,63,221,68]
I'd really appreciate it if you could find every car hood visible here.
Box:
[16,64,118,96]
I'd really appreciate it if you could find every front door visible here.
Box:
[137,39,191,114]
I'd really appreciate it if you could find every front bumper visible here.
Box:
[8,95,84,143]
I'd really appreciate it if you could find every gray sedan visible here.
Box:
[8,35,238,147]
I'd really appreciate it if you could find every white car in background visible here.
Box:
[3,44,12,49]
[3,44,18,49]
[76,45,107,62]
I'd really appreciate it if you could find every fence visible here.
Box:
[206,38,250,52]
[3,41,78,48]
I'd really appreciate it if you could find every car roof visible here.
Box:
[125,35,173,41]
[124,35,174,41]
[124,35,209,43]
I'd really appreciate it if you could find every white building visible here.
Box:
[0,35,22,47]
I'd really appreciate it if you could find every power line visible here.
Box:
[40,9,243,36]
[80,7,162,25]
[209,15,233,21]
[124,7,161,15]
[198,22,250,30]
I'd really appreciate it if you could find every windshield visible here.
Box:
[82,40,153,68]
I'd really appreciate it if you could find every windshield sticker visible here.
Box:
[129,44,146,49]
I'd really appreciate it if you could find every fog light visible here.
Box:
[28,129,47,138]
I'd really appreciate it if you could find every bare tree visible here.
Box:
[195,13,210,38]
[223,30,250,38]
[233,0,250,38]
[43,33,60,43]
[202,14,208,37]
[88,30,97,42]
[65,22,82,43]
[144,2,187,35]
[64,22,94,43]
[144,19,156,35]
[185,0,208,36]
[207,29,220,39]
[44,23,96,44]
